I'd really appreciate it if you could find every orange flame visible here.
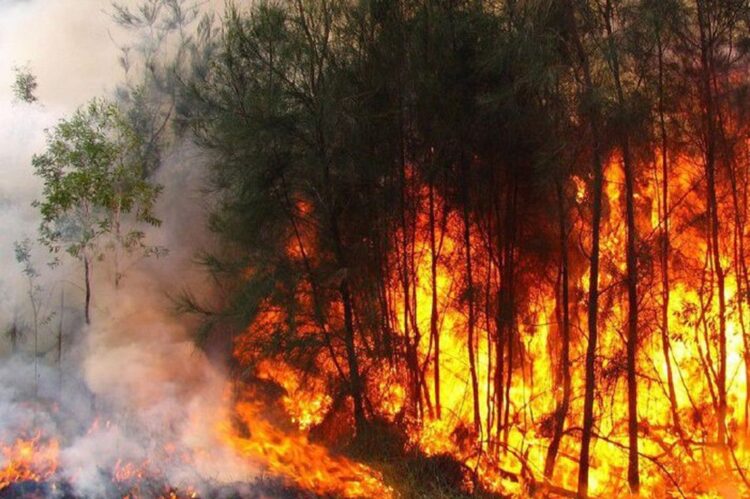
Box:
[0,435,59,490]
[220,401,392,498]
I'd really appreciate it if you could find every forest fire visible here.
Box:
[7,0,750,497]
[231,148,750,496]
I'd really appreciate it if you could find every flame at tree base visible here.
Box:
[220,401,393,498]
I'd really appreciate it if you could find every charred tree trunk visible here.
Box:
[622,123,640,495]
[602,1,639,490]
[544,180,572,480]
[494,187,506,447]
[729,157,750,433]
[429,182,441,419]
[696,0,728,451]
[401,166,420,420]
[331,231,367,436]
[562,0,605,495]
[341,280,368,436]
[461,160,482,435]
[578,91,604,499]
[735,147,750,431]
[502,182,517,448]
[656,28,682,438]
[326,173,368,435]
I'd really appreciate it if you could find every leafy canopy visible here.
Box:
[32,98,162,263]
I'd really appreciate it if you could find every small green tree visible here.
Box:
[13,238,52,396]
[12,64,38,104]
[32,98,164,325]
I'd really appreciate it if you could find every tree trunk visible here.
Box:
[84,253,92,325]
[578,100,604,499]
[544,180,571,480]
[494,188,506,447]
[9,320,18,355]
[656,28,682,438]
[341,280,367,436]
[562,0,605,495]
[502,182,517,448]
[623,132,640,495]
[696,0,728,451]
[114,197,122,288]
[602,1,639,489]
[461,161,482,435]
[429,182,441,419]
[58,289,64,393]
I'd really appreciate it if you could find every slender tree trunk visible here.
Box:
[622,132,640,495]
[58,289,64,393]
[9,320,18,355]
[83,253,92,325]
[502,183,517,448]
[318,105,367,433]
[656,29,682,438]
[696,0,728,451]
[602,2,639,489]
[494,189,506,447]
[114,198,122,288]
[578,99,604,499]
[341,280,367,436]
[729,165,750,433]
[562,1,605,494]
[737,154,750,431]
[544,180,571,480]
[461,161,481,435]
[429,182,441,419]
[29,275,39,399]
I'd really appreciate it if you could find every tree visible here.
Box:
[33,98,163,324]
[111,0,206,176]
[12,64,38,104]
[13,238,52,397]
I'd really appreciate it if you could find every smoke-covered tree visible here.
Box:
[111,0,207,176]
[11,64,38,104]
[32,98,163,324]
[13,238,52,396]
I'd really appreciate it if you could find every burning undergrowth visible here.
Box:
[0,283,393,498]
[0,135,393,498]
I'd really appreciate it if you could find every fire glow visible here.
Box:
[0,435,59,490]
[5,0,750,497]
[233,152,750,496]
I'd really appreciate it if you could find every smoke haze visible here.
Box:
[0,1,254,495]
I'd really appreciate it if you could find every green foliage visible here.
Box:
[176,0,589,412]
[112,0,212,177]
[32,98,163,271]
[13,238,55,367]
[14,238,39,280]
[12,64,38,104]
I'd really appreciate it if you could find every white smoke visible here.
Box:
[0,0,128,352]
[0,1,256,496]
